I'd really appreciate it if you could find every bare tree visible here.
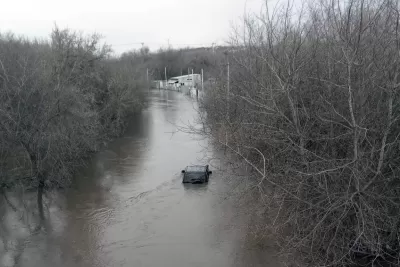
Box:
[0,27,145,221]
[199,0,400,265]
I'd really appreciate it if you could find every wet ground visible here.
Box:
[0,90,281,267]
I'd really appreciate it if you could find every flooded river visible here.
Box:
[0,90,281,267]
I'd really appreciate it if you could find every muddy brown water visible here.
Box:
[0,90,281,267]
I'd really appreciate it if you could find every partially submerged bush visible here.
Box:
[0,27,145,208]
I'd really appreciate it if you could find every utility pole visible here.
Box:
[226,54,230,146]
[227,60,230,114]
[193,69,198,98]
[187,68,190,93]
[201,69,204,91]
[165,67,167,90]
[147,68,149,90]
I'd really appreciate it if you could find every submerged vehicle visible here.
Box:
[181,165,212,184]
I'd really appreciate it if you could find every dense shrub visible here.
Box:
[0,27,145,212]
[200,0,400,266]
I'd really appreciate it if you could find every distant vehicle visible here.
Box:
[181,165,212,184]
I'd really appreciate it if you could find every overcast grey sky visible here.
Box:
[0,0,274,54]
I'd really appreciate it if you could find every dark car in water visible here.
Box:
[181,165,212,184]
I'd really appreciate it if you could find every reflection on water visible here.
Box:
[0,90,281,267]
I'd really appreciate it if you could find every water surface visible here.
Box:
[0,90,281,267]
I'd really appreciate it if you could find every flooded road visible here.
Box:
[0,90,281,267]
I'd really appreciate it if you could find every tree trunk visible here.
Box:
[37,176,45,221]
[2,190,17,212]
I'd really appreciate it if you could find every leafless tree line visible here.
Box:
[0,27,145,219]
[119,45,226,83]
[200,0,400,265]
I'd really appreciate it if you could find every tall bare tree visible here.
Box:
[0,27,145,221]
[200,0,400,265]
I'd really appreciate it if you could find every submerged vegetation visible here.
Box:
[0,27,146,214]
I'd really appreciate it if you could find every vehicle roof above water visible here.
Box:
[185,165,207,172]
